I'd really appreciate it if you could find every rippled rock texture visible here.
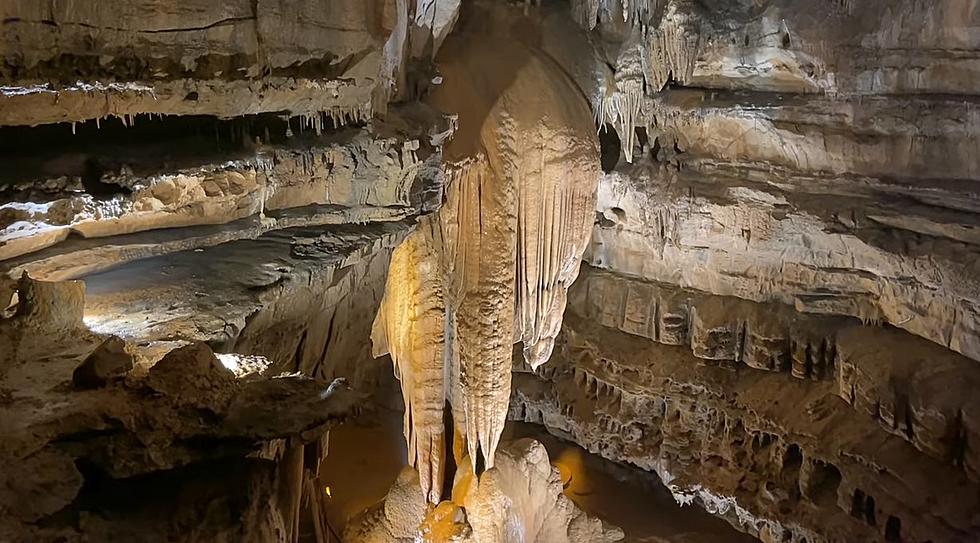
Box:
[507,1,980,542]
[513,267,980,542]
[4,0,980,542]
[344,439,623,543]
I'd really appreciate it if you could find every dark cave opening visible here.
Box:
[598,123,621,173]
[885,515,902,542]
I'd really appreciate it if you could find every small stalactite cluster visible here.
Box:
[577,0,703,164]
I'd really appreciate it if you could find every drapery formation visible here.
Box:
[372,7,600,503]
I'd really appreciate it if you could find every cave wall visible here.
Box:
[509,1,980,542]
[2,0,980,542]
[0,1,457,540]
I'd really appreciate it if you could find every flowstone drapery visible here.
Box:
[372,4,600,503]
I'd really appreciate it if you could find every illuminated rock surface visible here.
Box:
[2,0,980,542]
[372,1,600,503]
[344,439,624,543]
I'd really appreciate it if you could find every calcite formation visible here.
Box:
[511,0,980,541]
[514,268,980,538]
[3,0,980,542]
[372,1,600,504]
[0,1,455,541]
[344,439,624,543]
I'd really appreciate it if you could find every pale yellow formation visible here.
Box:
[372,3,600,503]
[433,440,624,543]
[372,217,448,506]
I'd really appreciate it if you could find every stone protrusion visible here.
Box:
[72,336,134,389]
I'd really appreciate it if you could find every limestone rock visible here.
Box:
[449,439,624,543]
[511,299,980,542]
[73,335,134,389]
[372,1,600,502]
[147,342,237,409]
[344,439,624,543]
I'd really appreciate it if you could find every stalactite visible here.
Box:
[377,0,409,113]
[585,1,700,164]
[570,0,601,29]
[644,3,700,90]
[513,122,599,368]
[373,217,449,504]
[571,0,659,29]
[599,79,643,163]
[451,155,515,472]
[373,5,600,499]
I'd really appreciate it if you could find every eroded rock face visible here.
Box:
[510,267,980,543]
[575,0,980,364]
[4,0,980,541]
[0,276,366,541]
[505,2,980,539]
[0,1,457,541]
[72,335,134,389]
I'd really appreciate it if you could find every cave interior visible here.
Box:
[2,1,980,542]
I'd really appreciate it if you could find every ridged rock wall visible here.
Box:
[511,268,980,542]
[0,1,458,541]
[580,0,980,361]
[508,1,980,542]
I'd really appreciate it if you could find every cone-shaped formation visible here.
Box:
[372,4,600,502]
[372,218,448,505]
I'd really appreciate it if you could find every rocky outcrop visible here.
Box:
[4,0,980,542]
[0,0,393,122]
[510,267,980,542]
[0,274,367,541]
[0,1,458,541]
[72,335,134,389]
[532,2,980,539]
[578,0,980,363]
[589,100,980,365]
[0,108,449,266]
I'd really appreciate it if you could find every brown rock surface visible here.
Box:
[3,0,980,541]
[72,335,134,389]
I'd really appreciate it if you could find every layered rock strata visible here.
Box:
[577,0,980,362]
[0,274,365,542]
[0,1,460,541]
[524,2,980,539]
[510,266,980,543]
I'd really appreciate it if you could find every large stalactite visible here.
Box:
[372,2,600,503]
